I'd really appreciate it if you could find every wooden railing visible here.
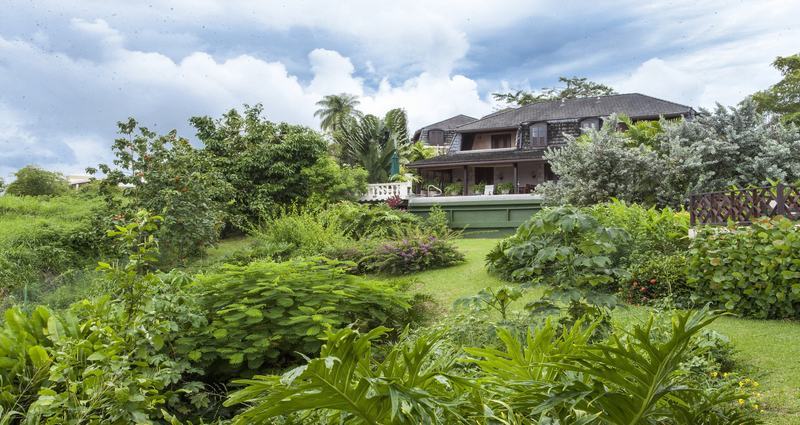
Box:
[359,182,413,202]
[689,184,800,225]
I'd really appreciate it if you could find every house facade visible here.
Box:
[407,93,694,195]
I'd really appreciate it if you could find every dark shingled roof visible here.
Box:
[456,93,693,132]
[408,149,547,168]
[412,114,478,140]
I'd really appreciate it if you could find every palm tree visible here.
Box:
[336,108,410,183]
[314,93,362,133]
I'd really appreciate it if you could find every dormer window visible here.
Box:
[428,129,444,145]
[530,123,547,146]
[580,118,600,131]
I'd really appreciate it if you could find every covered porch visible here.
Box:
[413,159,554,196]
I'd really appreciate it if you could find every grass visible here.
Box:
[409,237,800,424]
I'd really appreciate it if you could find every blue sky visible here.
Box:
[1,0,798,179]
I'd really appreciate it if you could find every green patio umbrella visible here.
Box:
[390,150,400,176]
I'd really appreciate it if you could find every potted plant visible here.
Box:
[444,182,463,196]
[497,182,514,194]
[471,182,486,195]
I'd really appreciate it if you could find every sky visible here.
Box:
[1,0,798,179]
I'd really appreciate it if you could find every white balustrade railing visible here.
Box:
[360,181,413,202]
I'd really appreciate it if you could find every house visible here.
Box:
[412,114,477,154]
[66,175,93,189]
[407,93,694,195]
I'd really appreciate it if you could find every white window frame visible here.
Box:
[580,118,600,132]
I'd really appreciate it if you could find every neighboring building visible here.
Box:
[66,175,93,189]
[412,114,477,149]
[407,93,694,195]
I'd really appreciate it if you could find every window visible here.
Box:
[428,129,444,146]
[580,118,600,131]
[491,133,512,149]
[530,123,547,146]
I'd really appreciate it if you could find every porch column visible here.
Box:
[462,165,468,195]
[513,162,518,194]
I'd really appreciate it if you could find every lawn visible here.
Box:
[409,237,800,424]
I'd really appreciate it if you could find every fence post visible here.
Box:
[689,194,696,226]
[775,183,786,218]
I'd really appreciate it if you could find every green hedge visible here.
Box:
[688,217,800,319]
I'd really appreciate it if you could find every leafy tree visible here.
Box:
[191,104,344,229]
[753,53,800,125]
[301,156,368,204]
[336,108,410,183]
[5,165,69,196]
[91,118,229,263]
[539,101,800,207]
[493,76,617,106]
[0,177,5,192]
[314,93,363,133]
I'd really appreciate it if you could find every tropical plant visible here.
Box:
[753,52,800,125]
[408,140,437,162]
[455,285,523,320]
[493,76,616,106]
[226,327,470,424]
[487,206,629,320]
[5,165,69,196]
[688,216,800,319]
[336,108,410,183]
[314,93,363,133]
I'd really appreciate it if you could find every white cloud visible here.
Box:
[0,19,495,176]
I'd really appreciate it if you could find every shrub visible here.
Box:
[254,206,353,260]
[624,253,691,306]
[359,232,465,275]
[688,217,800,319]
[5,165,69,196]
[589,199,689,262]
[325,201,422,240]
[496,181,514,194]
[190,258,412,378]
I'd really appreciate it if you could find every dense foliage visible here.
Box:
[5,165,69,197]
[252,202,462,275]
[93,118,230,263]
[191,104,366,230]
[227,308,759,424]
[688,217,800,319]
[488,202,693,308]
[190,258,412,379]
[539,100,800,207]
[335,108,410,183]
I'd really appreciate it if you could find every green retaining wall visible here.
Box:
[407,195,543,229]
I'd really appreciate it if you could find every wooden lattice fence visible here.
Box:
[689,183,800,226]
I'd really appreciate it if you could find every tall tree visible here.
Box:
[493,76,617,106]
[314,93,363,133]
[753,53,800,125]
[336,108,409,183]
